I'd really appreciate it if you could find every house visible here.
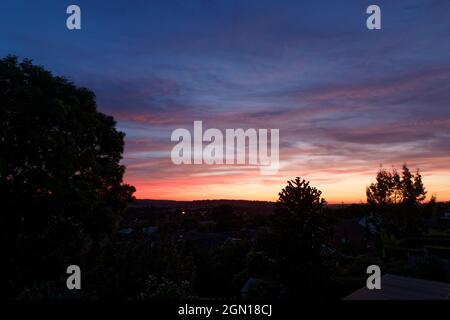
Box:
[345,274,450,300]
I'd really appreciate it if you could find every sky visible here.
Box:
[1,0,450,203]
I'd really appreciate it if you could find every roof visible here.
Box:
[345,274,450,300]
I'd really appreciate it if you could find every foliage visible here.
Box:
[0,56,135,298]
[138,275,196,300]
[366,164,427,206]
[269,177,332,299]
[194,239,250,298]
[366,164,428,237]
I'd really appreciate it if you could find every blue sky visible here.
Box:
[1,0,450,201]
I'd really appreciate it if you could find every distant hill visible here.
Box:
[130,199,275,208]
[130,199,348,210]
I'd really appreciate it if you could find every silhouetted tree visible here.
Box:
[366,168,401,205]
[0,56,135,298]
[271,177,331,299]
[367,164,427,206]
[366,164,427,237]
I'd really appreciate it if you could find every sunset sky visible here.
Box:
[1,0,450,203]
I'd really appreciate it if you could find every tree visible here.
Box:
[366,164,427,237]
[0,56,135,298]
[367,164,427,206]
[366,168,401,205]
[271,177,331,299]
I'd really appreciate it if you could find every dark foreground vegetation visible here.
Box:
[1,56,450,300]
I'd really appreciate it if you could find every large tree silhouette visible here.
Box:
[0,56,135,297]
[271,177,331,299]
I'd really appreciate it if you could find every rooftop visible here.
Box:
[345,274,450,300]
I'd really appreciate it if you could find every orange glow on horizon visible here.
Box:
[125,170,450,204]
